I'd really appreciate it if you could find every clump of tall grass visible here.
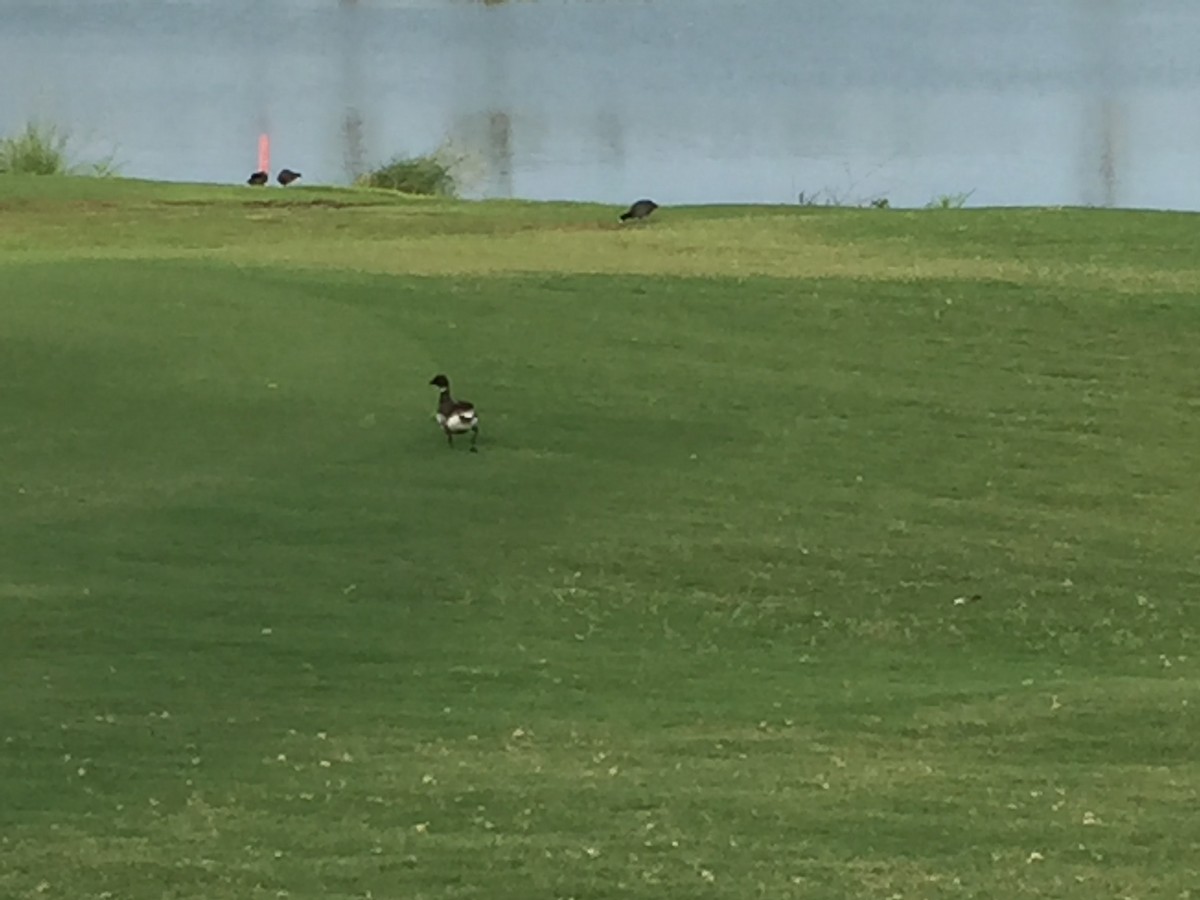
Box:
[797,188,890,209]
[0,122,71,175]
[356,141,474,197]
[925,190,974,210]
[358,153,455,195]
[0,121,121,176]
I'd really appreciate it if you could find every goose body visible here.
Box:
[247,170,269,186]
[277,168,302,186]
[430,374,480,451]
[619,198,658,222]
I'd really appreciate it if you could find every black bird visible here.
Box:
[277,168,302,186]
[619,198,658,222]
[247,170,269,186]
[430,374,480,452]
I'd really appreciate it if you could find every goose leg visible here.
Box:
[469,425,479,452]
[446,430,454,448]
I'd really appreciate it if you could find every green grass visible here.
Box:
[0,122,72,175]
[356,148,458,196]
[0,122,119,177]
[2,175,1199,899]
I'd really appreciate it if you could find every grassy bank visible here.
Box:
[2,176,1198,899]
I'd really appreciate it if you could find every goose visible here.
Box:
[429,374,480,452]
[247,170,269,186]
[277,168,302,186]
[619,198,658,222]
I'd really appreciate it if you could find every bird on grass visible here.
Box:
[247,170,269,186]
[430,374,480,452]
[619,198,658,222]
[277,168,302,186]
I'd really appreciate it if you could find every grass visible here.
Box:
[926,191,975,210]
[356,146,460,196]
[0,122,71,175]
[2,175,1199,899]
[0,121,120,177]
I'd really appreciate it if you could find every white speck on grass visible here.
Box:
[1082,811,1101,826]
[317,731,327,740]
[414,822,429,834]
[320,760,332,768]
[1027,851,1044,863]
[422,774,437,785]
[700,868,716,883]
[585,847,601,859]
[77,766,87,777]
[261,627,273,635]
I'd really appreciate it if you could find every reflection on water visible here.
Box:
[2,0,1200,209]
[1078,0,1121,208]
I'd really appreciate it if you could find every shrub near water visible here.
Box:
[356,146,459,196]
[0,121,71,175]
[0,120,120,176]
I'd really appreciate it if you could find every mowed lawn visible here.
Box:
[1,176,1198,899]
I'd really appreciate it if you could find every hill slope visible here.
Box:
[2,177,1198,899]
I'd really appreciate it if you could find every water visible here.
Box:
[3,0,1200,209]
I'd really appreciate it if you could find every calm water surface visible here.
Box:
[3,0,1200,209]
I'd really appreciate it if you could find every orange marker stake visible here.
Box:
[258,133,270,175]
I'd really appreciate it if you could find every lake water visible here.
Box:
[3,0,1200,210]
